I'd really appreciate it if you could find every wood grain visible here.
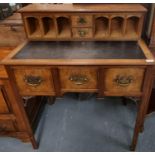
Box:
[103,68,145,96]
[59,66,98,92]
[19,4,147,13]
[12,66,55,96]
[19,4,146,41]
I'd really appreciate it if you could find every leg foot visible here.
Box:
[30,136,38,149]
[122,97,127,106]
[140,125,144,133]
[47,96,56,105]
[130,144,136,151]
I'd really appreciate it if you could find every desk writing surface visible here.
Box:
[12,41,146,60]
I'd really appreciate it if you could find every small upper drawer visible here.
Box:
[59,67,98,92]
[72,28,93,38]
[71,15,92,27]
[103,68,145,96]
[13,67,55,96]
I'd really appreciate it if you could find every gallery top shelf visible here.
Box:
[18,4,147,13]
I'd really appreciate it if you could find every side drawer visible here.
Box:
[71,15,92,27]
[59,67,98,92]
[103,68,145,96]
[72,28,93,38]
[0,120,16,132]
[12,67,55,96]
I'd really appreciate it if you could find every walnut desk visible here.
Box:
[1,4,155,151]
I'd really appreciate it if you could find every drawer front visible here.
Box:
[72,15,92,27]
[13,67,55,95]
[72,28,93,38]
[103,68,145,96]
[0,120,16,132]
[59,67,98,91]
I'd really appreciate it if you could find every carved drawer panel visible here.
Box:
[0,120,16,132]
[71,15,92,27]
[103,68,145,96]
[13,67,55,95]
[59,67,98,92]
[72,28,93,38]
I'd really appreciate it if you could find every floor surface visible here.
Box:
[0,94,155,152]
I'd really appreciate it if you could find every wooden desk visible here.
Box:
[0,4,155,151]
[147,48,155,114]
[2,39,154,151]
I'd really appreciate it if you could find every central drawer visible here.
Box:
[59,67,98,92]
[12,67,55,96]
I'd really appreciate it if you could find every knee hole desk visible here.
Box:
[0,4,155,151]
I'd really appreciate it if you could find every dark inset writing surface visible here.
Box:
[13,41,146,59]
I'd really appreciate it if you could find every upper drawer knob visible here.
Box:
[78,30,87,37]
[78,17,86,24]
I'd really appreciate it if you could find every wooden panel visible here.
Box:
[0,26,26,47]
[103,68,145,95]
[0,120,15,132]
[23,15,42,39]
[19,4,146,41]
[13,67,55,95]
[0,66,8,79]
[59,67,98,91]
[72,28,93,38]
[71,15,92,27]
[19,4,147,13]
[56,16,71,38]
[40,16,56,38]
[0,47,14,78]
[149,9,155,47]
[0,88,9,113]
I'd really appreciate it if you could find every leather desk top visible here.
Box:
[13,41,146,60]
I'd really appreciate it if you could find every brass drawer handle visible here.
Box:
[114,75,133,87]
[78,17,86,24]
[24,75,43,87]
[69,75,89,85]
[78,30,87,37]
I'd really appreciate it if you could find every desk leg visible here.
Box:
[130,67,154,151]
[47,96,56,105]
[30,135,38,149]
[121,97,127,105]
[130,99,145,151]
